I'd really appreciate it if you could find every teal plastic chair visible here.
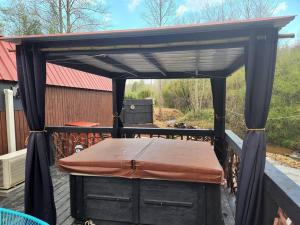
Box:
[0,208,48,225]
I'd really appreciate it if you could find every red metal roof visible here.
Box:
[0,40,112,91]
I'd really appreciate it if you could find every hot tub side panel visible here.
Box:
[69,175,223,225]
[70,175,85,221]
[139,179,205,225]
[70,175,137,224]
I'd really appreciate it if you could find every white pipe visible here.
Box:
[4,89,16,153]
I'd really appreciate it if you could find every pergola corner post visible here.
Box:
[112,78,126,138]
[211,77,226,167]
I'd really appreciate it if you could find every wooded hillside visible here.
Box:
[125,44,300,150]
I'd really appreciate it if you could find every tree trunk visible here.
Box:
[66,0,71,32]
[199,79,205,111]
[58,0,63,33]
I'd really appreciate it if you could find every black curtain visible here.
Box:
[235,30,278,225]
[211,78,226,166]
[16,45,56,225]
[112,79,126,138]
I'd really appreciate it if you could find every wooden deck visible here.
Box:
[0,166,235,225]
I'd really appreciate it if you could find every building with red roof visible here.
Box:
[0,39,112,155]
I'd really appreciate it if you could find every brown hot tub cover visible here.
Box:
[59,138,223,184]
[59,138,153,177]
[134,139,223,184]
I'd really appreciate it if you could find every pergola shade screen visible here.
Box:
[48,47,244,77]
[3,16,294,225]
[16,45,56,225]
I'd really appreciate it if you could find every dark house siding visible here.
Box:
[0,85,112,155]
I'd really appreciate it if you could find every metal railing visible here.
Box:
[46,126,113,160]
[46,126,214,160]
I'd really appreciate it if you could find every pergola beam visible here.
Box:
[51,57,114,78]
[45,41,246,60]
[38,29,252,50]
[112,70,226,79]
[226,55,245,75]
[94,55,139,77]
[49,55,227,79]
[141,52,167,76]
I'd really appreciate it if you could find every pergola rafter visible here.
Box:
[93,55,139,77]
[141,52,167,76]
[226,55,245,75]
[53,56,114,77]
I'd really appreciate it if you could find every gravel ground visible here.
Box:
[267,152,300,169]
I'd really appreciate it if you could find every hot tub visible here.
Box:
[59,138,224,225]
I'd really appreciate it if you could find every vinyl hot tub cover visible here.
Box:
[59,138,223,184]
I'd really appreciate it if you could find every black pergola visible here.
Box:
[2,16,295,225]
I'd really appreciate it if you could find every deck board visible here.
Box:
[0,166,235,225]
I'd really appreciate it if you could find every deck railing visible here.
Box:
[46,126,300,225]
[46,126,214,161]
[46,126,113,160]
[225,130,300,225]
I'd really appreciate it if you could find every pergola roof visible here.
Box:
[1,16,294,79]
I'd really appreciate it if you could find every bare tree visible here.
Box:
[143,0,177,27]
[1,0,110,35]
[201,0,238,22]
[176,11,202,25]
[143,0,176,112]
[240,0,280,18]
[33,0,110,33]
[176,0,280,25]
[0,22,4,34]
[0,0,42,35]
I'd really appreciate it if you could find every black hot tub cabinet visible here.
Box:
[60,139,224,225]
[70,176,223,225]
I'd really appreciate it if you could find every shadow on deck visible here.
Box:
[0,167,235,225]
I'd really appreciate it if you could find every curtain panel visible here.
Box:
[235,30,278,225]
[16,45,56,225]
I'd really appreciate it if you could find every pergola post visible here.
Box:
[211,78,226,167]
[112,79,126,138]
